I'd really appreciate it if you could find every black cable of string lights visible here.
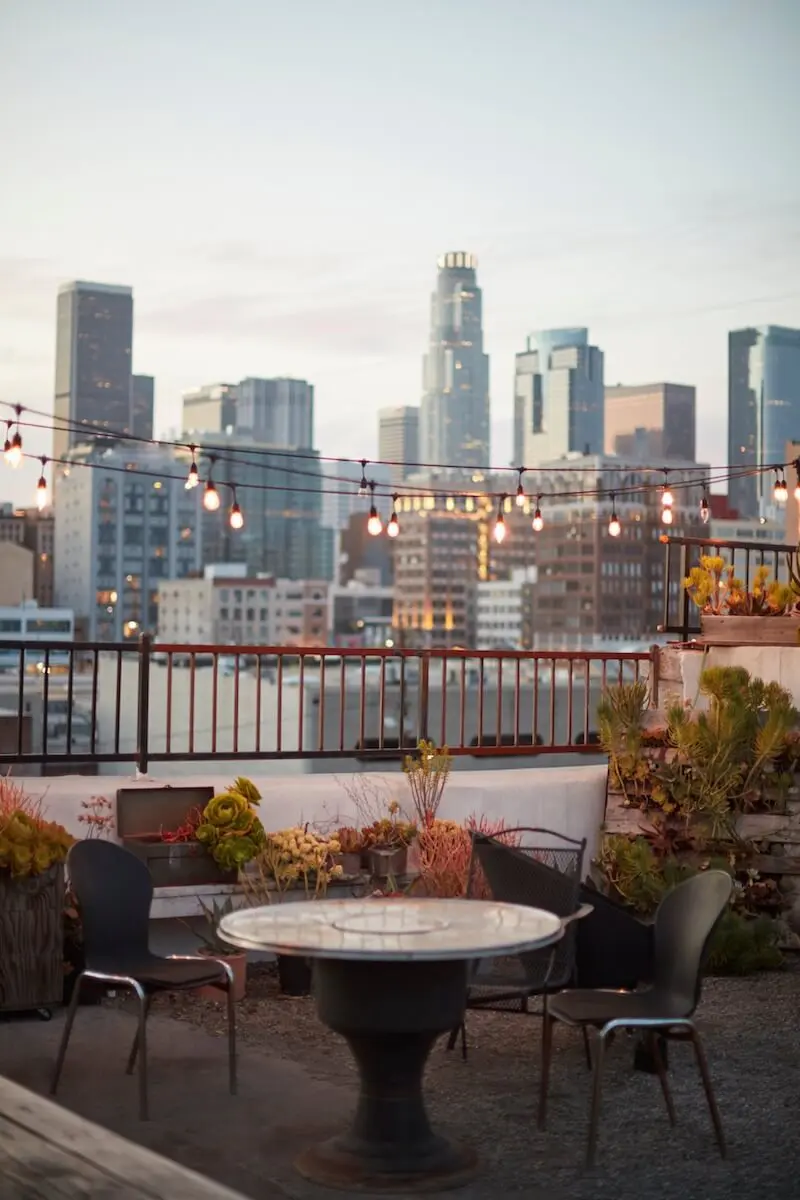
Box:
[0,400,792,539]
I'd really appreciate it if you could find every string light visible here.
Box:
[661,471,674,509]
[515,467,526,507]
[608,494,621,538]
[774,468,788,503]
[387,495,400,538]
[700,491,710,524]
[229,486,244,530]
[794,461,800,502]
[2,421,11,461]
[367,482,383,536]
[662,505,673,526]
[357,459,369,497]
[35,457,49,510]
[532,495,544,533]
[493,495,507,544]
[185,444,199,490]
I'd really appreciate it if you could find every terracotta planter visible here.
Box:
[699,613,800,647]
[196,949,247,1002]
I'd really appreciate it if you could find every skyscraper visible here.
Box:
[729,326,800,518]
[131,374,155,440]
[513,328,604,467]
[378,406,419,484]
[236,378,314,448]
[420,253,490,468]
[182,383,239,434]
[604,383,696,461]
[53,281,133,461]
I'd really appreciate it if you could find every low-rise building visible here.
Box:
[328,578,394,647]
[0,504,55,607]
[157,570,328,647]
[476,569,536,649]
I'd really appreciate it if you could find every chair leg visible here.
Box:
[225,966,237,1096]
[688,1025,726,1158]
[651,1032,676,1126]
[582,1025,592,1071]
[50,972,83,1096]
[133,984,149,1121]
[445,1024,459,1053]
[537,1003,555,1131]
[126,995,152,1075]
[586,1028,610,1168]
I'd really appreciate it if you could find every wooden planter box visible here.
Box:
[700,613,800,647]
[0,864,64,1013]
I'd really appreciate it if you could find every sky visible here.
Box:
[1,0,799,506]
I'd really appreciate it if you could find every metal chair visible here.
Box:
[538,869,732,1167]
[446,827,590,1059]
[50,839,237,1120]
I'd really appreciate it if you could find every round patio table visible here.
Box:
[220,897,563,1193]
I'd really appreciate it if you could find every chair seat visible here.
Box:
[87,954,228,992]
[549,986,688,1027]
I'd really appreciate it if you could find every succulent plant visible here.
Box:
[0,809,74,878]
[196,777,265,871]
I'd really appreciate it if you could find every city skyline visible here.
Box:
[1,1,799,506]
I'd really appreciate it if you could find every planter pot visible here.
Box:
[0,864,65,1013]
[196,950,247,1002]
[333,852,363,877]
[122,837,235,887]
[278,955,312,997]
[368,846,408,878]
[699,613,800,647]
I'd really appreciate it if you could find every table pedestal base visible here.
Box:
[297,957,476,1193]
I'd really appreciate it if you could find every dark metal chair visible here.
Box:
[446,827,590,1059]
[50,839,237,1120]
[538,869,732,1167]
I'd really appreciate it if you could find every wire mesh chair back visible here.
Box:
[467,827,586,1002]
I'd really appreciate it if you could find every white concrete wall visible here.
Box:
[17,765,608,863]
[665,645,800,709]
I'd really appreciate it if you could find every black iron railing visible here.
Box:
[660,533,798,641]
[0,637,654,773]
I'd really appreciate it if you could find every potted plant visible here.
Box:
[334,826,366,876]
[403,739,451,824]
[195,777,266,873]
[361,802,417,878]
[241,826,344,996]
[683,554,800,645]
[188,896,247,1002]
[0,782,74,1015]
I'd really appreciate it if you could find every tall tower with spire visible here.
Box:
[420,252,490,469]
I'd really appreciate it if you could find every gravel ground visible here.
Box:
[149,963,800,1200]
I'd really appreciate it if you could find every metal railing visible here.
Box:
[0,637,655,773]
[660,534,798,642]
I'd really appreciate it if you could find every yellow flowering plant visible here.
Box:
[684,556,794,617]
[243,825,344,900]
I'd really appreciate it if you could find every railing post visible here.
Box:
[136,632,152,776]
[679,543,691,641]
[419,651,430,743]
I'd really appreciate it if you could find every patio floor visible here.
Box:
[1,966,799,1200]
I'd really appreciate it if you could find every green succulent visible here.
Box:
[198,777,265,872]
[0,810,74,879]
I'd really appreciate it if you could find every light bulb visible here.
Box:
[6,432,22,468]
[203,481,220,512]
[774,475,788,503]
[36,475,48,511]
[608,512,621,537]
[493,513,506,544]
[185,461,199,490]
[367,506,383,536]
[515,484,525,507]
[661,486,674,508]
[532,506,544,533]
[387,510,400,537]
[229,502,244,530]
[661,506,673,526]
[357,460,368,497]
[700,497,710,523]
